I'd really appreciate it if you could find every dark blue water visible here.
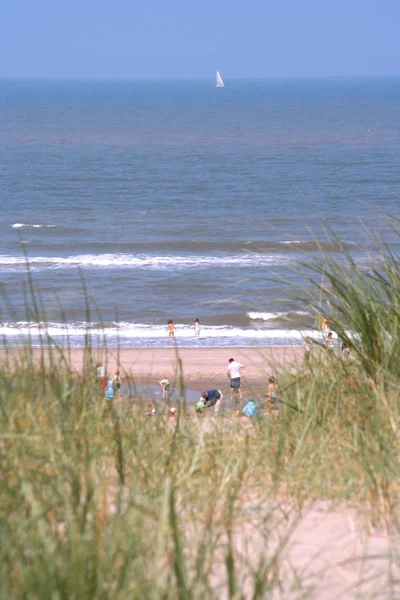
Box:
[0,78,399,347]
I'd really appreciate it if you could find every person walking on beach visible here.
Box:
[194,318,201,339]
[227,358,245,402]
[167,320,175,338]
[199,389,223,415]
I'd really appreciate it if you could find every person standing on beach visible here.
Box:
[194,318,200,338]
[96,362,107,389]
[112,370,121,396]
[267,376,279,409]
[227,358,245,402]
[304,337,312,362]
[167,320,175,338]
[325,332,335,351]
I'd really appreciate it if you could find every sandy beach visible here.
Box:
[62,345,304,389]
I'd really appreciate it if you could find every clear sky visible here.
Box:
[1,0,399,79]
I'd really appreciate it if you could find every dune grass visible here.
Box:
[1,239,400,597]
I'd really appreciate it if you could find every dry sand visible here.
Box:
[69,345,304,389]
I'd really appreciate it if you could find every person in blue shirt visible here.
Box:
[106,379,114,401]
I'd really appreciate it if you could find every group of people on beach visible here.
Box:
[152,357,279,420]
[96,363,121,401]
[98,314,352,417]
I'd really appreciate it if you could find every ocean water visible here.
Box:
[0,77,399,347]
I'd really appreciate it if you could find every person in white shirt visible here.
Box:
[227,358,245,401]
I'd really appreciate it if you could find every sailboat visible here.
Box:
[216,70,225,88]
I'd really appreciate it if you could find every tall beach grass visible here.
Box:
[0,236,399,597]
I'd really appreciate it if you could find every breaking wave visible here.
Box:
[0,253,294,271]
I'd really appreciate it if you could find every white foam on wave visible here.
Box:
[0,321,333,343]
[0,252,294,270]
[247,311,309,321]
[11,223,56,229]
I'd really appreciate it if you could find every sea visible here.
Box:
[0,77,399,348]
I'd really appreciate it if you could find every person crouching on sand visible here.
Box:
[199,389,223,415]
[167,320,175,338]
[157,378,170,399]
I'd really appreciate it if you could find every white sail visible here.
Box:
[216,70,225,88]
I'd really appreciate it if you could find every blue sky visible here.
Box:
[1,0,399,79]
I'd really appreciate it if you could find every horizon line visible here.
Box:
[1,74,400,83]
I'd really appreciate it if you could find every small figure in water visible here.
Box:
[194,318,201,339]
[167,320,175,338]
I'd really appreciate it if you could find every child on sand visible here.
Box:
[167,320,175,338]
[196,399,205,414]
[157,378,170,399]
[106,380,114,401]
[267,376,279,409]
[304,337,312,362]
[242,399,258,417]
[112,370,121,396]
[234,399,263,418]
[96,363,107,389]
